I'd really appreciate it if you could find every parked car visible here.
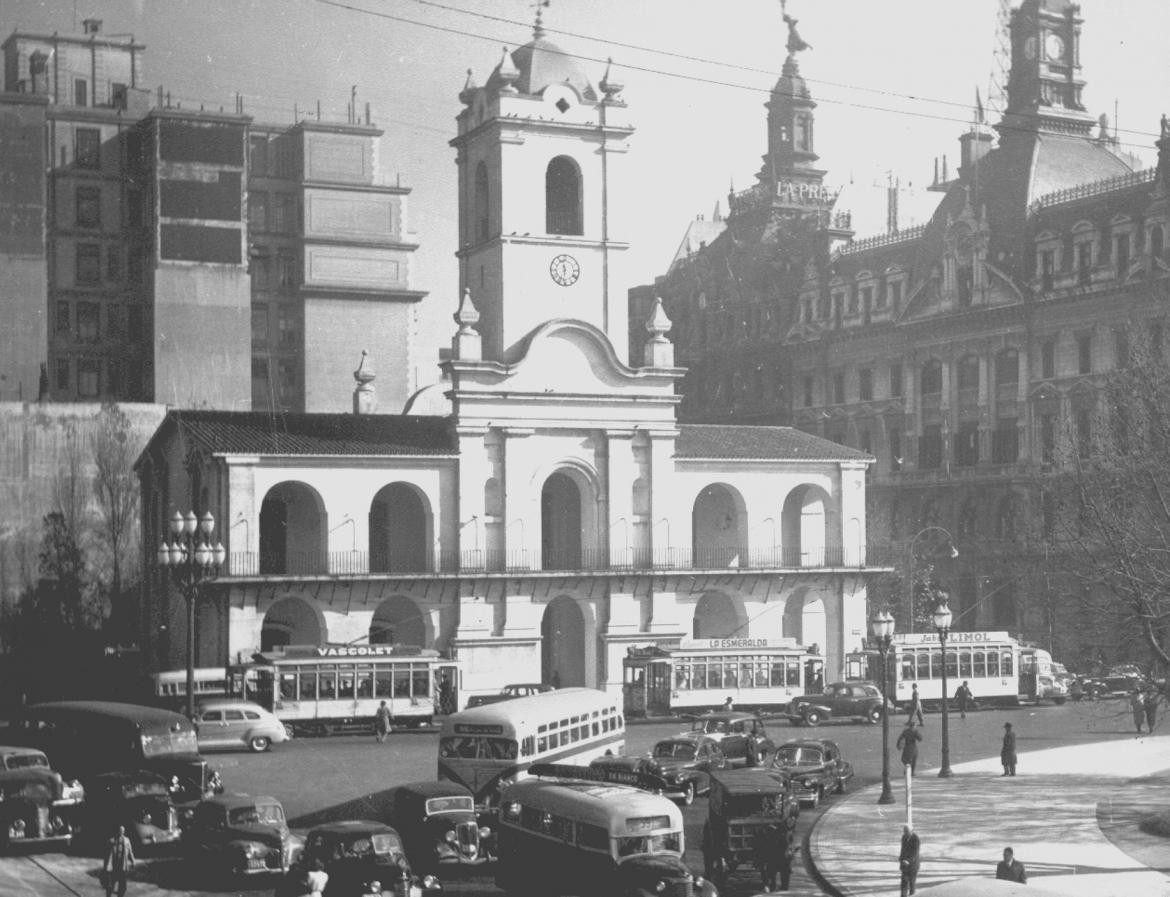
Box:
[0,746,83,852]
[784,681,890,726]
[1081,674,1146,699]
[277,820,441,897]
[185,793,301,878]
[769,739,854,807]
[82,771,181,851]
[194,700,291,753]
[141,753,223,814]
[465,683,554,708]
[700,768,799,888]
[687,711,775,766]
[646,734,728,805]
[385,780,492,872]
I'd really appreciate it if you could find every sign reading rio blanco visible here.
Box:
[892,631,1012,646]
[679,637,800,651]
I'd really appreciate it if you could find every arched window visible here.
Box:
[474,161,490,241]
[545,155,582,236]
[1151,224,1165,260]
[921,359,943,396]
[957,355,979,391]
[996,349,1019,389]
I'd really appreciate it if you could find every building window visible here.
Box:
[921,360,942,396]
[992,419,1018,463]
[957,355,979,391]
[1114,329,1129,369]
[859,428,871,454]
[545,155,583,236]
[1076,241,1093,286]
[846,287,858,315]
[1041,339,1055,378]
[277,251,297,288]
[274,140,295,178]
[77,303,100,342]
[860,285,874,311]
[958,498,978,539]
[474,161,490,241]
[55,301,70,335]
[802,375,813,407]
[886,279,902,309]
[249,192,268,231]
[832,372,845,404]
[278,306,296,346]
[106,246,121,281]
[249,136,268,175]
[273,193,296,233]
[76,186,101,227]
[889,428,902,472]
[1040,249,1055,291]
[76,243,102,284]
[919,425,942,470]
[955,421,979,467]
[74,78,88,107]
[1076,408,1092,458]
[252,304,269,347]
[1077,333,1092,374]
[75,128,101,169]
[111,83,127,109]
[996,349,1019,389]
[78,360,100,397]
[251,357,269,382]
[957,266,973,305]
[55,358,70,391]
[277,359,297,400]
[890,363,903,398]
[859,368,873,401]
[1039,413,1056,464]
[1115,232,1130,275]
[107,358,121,396]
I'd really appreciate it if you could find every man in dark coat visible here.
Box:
[103,824,135,897]
[899,825,920,896]
[955,681,974,719]
[896,719,922,775]
[907,683,925,725]
[374,700,392,743]
[995,846,1027,882]
[1000,722,1017,776]
[754,821,793,892]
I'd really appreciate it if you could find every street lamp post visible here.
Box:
[933,600,954,778]
[871,609,896,805]
[157,510,225,720]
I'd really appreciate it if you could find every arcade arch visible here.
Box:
[540,467,600,570]
[692,591,747,639]
[781,484,832,566]
[259,481,327,574]
[369,482,431,573]
[261,596,323,651]
[542,596,585,687]
[370,595,428,647]
[691,484,748,568]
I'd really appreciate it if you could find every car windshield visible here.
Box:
[438,736,519,760]
[3,752,49,770]
[426,796,475,814]
[228,803,284,826]
[726,793,785,817]
[653,742,696,760]
[775,746,822,765]
[616,832,682,857]
[690,719,726,735]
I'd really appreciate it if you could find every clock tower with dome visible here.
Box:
[1003,0,1095,136]
[450,10,634,363]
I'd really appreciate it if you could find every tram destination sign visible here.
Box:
[892,631,1011,646]
[679,637,801,651]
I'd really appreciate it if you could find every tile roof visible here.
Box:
[168,410,456,456]
[676,425,872,462]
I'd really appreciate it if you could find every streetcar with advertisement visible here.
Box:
[844,631,1023,709]
[229,644,459,737]
[622,637,815,717]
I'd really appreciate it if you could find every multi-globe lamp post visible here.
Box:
[157,510,225,720]
[933,600,954,778]
[870,609,896,805]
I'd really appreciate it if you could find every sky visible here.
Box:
[3,0,1167,368]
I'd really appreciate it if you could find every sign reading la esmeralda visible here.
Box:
[892,631,1012,646]
[677,637,802,651]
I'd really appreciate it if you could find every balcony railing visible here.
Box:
[222,543,891,577]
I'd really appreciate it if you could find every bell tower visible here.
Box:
[450,12,634,363]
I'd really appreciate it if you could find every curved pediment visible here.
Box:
[504,318,647,393]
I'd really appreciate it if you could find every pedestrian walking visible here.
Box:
[995,846,1027,883]
[1131,690,1145,733]
[1144,688,1158,732]
[1000,722,1017,776]
[301,858,329,896]
[955,680,973,719]
[438,675,454,716]
[907,683,925,725]
[102,824,135,897]
[896,719,922,776]
[754,821,793,892]
[722,695,735,712]
[374,699,392,743]
[899,825,920,897]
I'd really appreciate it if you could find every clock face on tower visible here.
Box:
[550,254,580,287]
[1045,32,1066,61]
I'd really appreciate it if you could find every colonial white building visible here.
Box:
[136,20,883,704]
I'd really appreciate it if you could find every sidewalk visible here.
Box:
[807,734,1170,896]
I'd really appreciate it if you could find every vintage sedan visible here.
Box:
[140,752,223,812]
[82,771,181,851]
[784,681,890,726]
[385,781,492,872]
[195,700,291,753]
[647,735,728,805]
[185,793,301,878]
[701,768,799,888]
[278,820,441,897]
[0,746,83,852]
[769,739,854,808]
[687,711,775,766]
[465,683,554,708]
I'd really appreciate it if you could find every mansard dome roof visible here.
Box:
[509,35,594,99]
[1028,132,1135,202]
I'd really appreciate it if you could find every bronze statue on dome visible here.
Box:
[780,0,812,55]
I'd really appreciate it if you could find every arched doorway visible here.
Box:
[542,596,585,687]
[259,482,327,574]
[369,483,430,573]
[261,597,323,651]
[781,484,831,566]
[691,484,747,568]
[541,472,582,570]
[369,595,427,647]
[692,592,746,639]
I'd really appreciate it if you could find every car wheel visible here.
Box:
[681,782,695,806]
[248,735,270,753]
[804,709,822,726]
[868,706,883,724]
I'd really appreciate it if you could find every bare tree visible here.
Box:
[90,404,143,606]
[52,419,88,541]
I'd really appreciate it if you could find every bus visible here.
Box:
[622,638,815,717]
[494,764,714,897]
[845,631,1022,708]
[150,668,232,708]
[438,688,625,808]
[233,644,458,737]
[1019,645,1069,705]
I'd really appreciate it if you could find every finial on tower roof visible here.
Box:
[460,68,478,105]
[780,0,812,57]
[599,57,624,100]
[532,0,550,39]
[452,288,482,362]
[642,298,675,369]
[353,349,377,414]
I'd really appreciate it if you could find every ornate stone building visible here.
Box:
[637,0,1170,660]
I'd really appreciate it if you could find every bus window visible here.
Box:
[375,669,393,698]
[958,649,973,679]
[338,669,356,700]
[412,665,430,698]
[394,669,411,698]
[298,671,317,700]
[279,673,297,701]
[319,669,337,699]
[577,823,608,852]
[356,666,374,699]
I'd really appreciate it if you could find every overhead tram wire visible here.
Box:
[311,0,1162,149]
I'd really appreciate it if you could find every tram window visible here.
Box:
[548,732,560,749]
[693,662,706,688]
[929,650,942,679]
[755,661,769,687]
[987,650,1000,677]
[1001,651,1014,676]
[787,660,802,685]
[674,665,689,690]
[973,651,986,677]
[770,662,784,686]
[412,666,430,698]
[707,661,722,689]
[356,667,374,698]
[299,672,317,700]
[570,726,581,743]
[945,650,958,680]
[279,673,297,701]
[338,670,356,699]
[627,666,644,685]
[394,670,411,698]
[592,721,599,736]
[959,649,973,679]
[319,671,337,699]
[375,669,393,698]
[724,663,738,688]
[915,652,929,680]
